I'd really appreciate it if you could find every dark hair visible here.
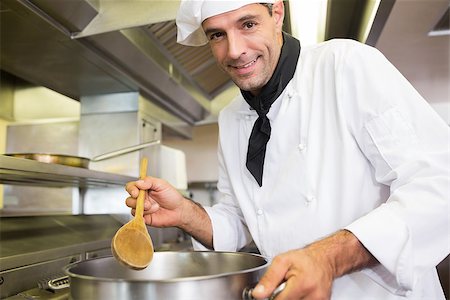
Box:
[260,3,273,16]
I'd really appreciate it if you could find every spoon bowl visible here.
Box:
[111,157,154,270]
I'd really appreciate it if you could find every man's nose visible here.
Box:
[226,31,245,59]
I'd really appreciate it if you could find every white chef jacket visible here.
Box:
[192,39,450,299]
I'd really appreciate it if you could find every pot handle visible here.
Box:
[90,140,160,162]
[242,282,286,300]
[38,275,70,291]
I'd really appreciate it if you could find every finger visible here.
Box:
[125,197,137,208]
[261,281,290,300]
[135,177,156,190]
[143,214,153,226]
[125,181,140,198]
[139,198,159,212]
[131,207,153,217]
[269,281,295,300]
[252,256,290,299]
[125,177,156,196]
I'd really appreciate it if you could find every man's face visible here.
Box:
[202,2,284,95]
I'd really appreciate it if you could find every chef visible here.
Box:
[126,0,450,298]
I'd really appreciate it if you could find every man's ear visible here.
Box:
[273,0,285,32]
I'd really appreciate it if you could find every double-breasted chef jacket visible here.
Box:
[192,39,449,299]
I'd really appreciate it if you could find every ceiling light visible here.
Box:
[289,0,328,46]
[359,0,382,43]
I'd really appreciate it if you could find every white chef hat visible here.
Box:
[176,0,276,46]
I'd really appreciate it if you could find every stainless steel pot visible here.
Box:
[64,251,270,300]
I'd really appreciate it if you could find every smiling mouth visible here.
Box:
[233,57,258,69]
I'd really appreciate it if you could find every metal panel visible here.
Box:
[0,0,208,129]
[1,254,80,298]
[29,0,98,32]
[0,71,15,121]
[80,92,139,114]
[365,0,396,46]
[0,215,123,298]
[325,0,368,41]
[83,30,207,124]
[0,155,135,188]
[0,0,138,99]
[6,121,79,155]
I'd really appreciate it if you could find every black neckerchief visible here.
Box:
[241,32,301,186]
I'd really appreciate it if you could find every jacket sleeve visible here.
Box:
[337,41,450,295]
[192,133,252,251]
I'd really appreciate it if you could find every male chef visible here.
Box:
[126,0,450,298]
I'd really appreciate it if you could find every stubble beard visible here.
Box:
[229,68,270,94]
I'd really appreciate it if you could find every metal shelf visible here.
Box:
[0,155,135,188]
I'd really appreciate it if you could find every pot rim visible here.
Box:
[64,251,268,283]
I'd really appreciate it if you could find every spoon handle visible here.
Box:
[135,157,148,220]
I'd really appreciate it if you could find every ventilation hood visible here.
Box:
[0,0,393,138]
[71,0,181,38]
[0,0,229,138]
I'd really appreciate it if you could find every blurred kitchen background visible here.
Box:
[0,0,448,298]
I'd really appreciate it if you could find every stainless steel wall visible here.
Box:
[3,120,79,215]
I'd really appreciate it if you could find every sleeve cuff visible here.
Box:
[345,202,413,295]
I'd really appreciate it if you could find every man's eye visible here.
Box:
[244,22,256,29]
[209,32,224,40]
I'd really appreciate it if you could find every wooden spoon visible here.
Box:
[111,157,154,269]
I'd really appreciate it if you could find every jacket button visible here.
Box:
[305,196,315,205]
[257,209,263,215]
[298,143,306,151]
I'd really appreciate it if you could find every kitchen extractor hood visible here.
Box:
[0,0,226,136]
[71,0,181,39]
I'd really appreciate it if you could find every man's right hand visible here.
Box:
[125,176,186,228]
[125,176,213,248]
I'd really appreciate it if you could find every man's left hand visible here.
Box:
[251,230,377,299]
[251,247,333,299]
